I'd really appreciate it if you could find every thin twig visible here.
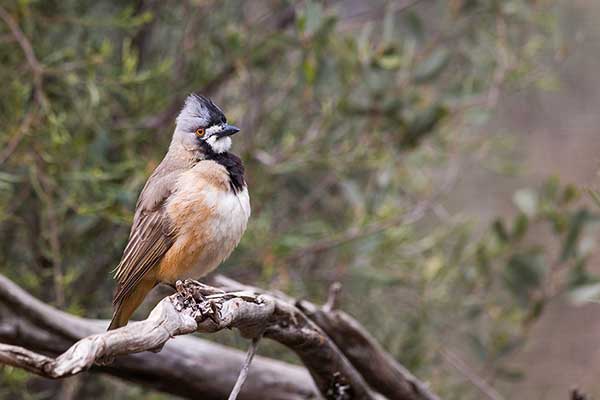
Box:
[228,334,263,400]
[0,5,47,107]
[323,282,342,312]
[571,388,590,400]
[441,349,505,400]
[0,109,36,165]
[486,17,511,109]
[287,159,461,262]
[286,197,429,261]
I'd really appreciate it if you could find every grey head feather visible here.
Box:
[175,93,226,133]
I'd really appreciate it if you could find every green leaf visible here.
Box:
[587,188,600,208]
[495,366,525,382]
[0,172,22,184]
[492,219,509,242]
[568,283,600,306]
[303,53,317,84]
[382,7,395,45]
[527,299,545,323]
[561,209,591,261]
[467,334,488,361]
[561,184,579,204]
[513,188,538,217]
[511,213,529,241]
[301,1,323,36]
[413,48,450,83]
[404,11,424,43]
[403,104,447,147]
[377,53,402,70]
[503,253,546,302]
[568,258,594,288]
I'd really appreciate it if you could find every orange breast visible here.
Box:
[156,160,250,283]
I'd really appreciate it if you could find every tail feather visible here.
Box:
[108,279,156,331]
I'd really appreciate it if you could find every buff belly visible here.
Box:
[157,160,250,283]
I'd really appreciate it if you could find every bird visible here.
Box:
[108,94,250,330]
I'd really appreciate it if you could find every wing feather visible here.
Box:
[112,163,181,307]
[112,210,175,307]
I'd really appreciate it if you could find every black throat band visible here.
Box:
[200,142,245,193]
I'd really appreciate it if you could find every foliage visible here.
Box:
[0,0,593,399]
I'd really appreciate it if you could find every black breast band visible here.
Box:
[199,141,246,193]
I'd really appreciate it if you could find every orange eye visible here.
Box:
[195,128,205,137]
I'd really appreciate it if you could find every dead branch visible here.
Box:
[0,273,441,400]
[0,276,379,399]
[440,349,504,400]
[0,5,47,107]
[298,299,441,400]
[571,389,590,400]
[214,275,440,400]
[227,334,262,400]
[0,274,317,400]
[0,109,37,166]
[0,285,275,378]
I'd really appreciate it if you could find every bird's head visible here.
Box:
[173,93,240,155]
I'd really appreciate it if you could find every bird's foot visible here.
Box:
[177,279,225,297]
[174,280,198,305]
[174,280,223,324]
[192,298,222,325]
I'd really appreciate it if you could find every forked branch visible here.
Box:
[0,274,440,400]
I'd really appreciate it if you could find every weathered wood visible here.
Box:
[0,276,379,399]
[0,273,441,400]
[0,275,317,400]
[299,300,441,400]
[214,275,440,400]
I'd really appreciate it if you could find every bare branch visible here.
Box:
[323,282,342,312]
[286,201,429,261]
[0,276,379,399]
[0,274,317,400]
[299,297,441,400]
[0,285,275,377]
[228,335,262,400]
[571,389,590,400]
[0,109,37,166]
[441,349,504,400]
[214,275,439,400]
[0,272,441,400]
[0,5,47,107]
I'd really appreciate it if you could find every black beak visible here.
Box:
[218,124,240,137]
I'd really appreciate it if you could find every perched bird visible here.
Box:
[108,94,250,330]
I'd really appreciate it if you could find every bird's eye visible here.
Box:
[195,128,205,137]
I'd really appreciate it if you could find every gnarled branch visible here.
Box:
[213,275,440,400]
[0,273,440,400]
[0,275,317,400]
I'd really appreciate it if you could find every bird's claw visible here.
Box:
[191,297,222,324]
[180,279,225,297]
[173,280,222,323]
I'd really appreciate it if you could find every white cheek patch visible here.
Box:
[205,125,223,136]
[206,135,232,153]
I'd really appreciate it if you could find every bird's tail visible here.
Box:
[108,280,156,331]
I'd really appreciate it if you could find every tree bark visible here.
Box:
[0,273,441,400]
[213,276,440,400]
[0,275,317,400]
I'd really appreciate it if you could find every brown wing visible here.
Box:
[112,164,179,307]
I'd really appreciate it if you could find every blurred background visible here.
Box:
[1,0,599,399]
